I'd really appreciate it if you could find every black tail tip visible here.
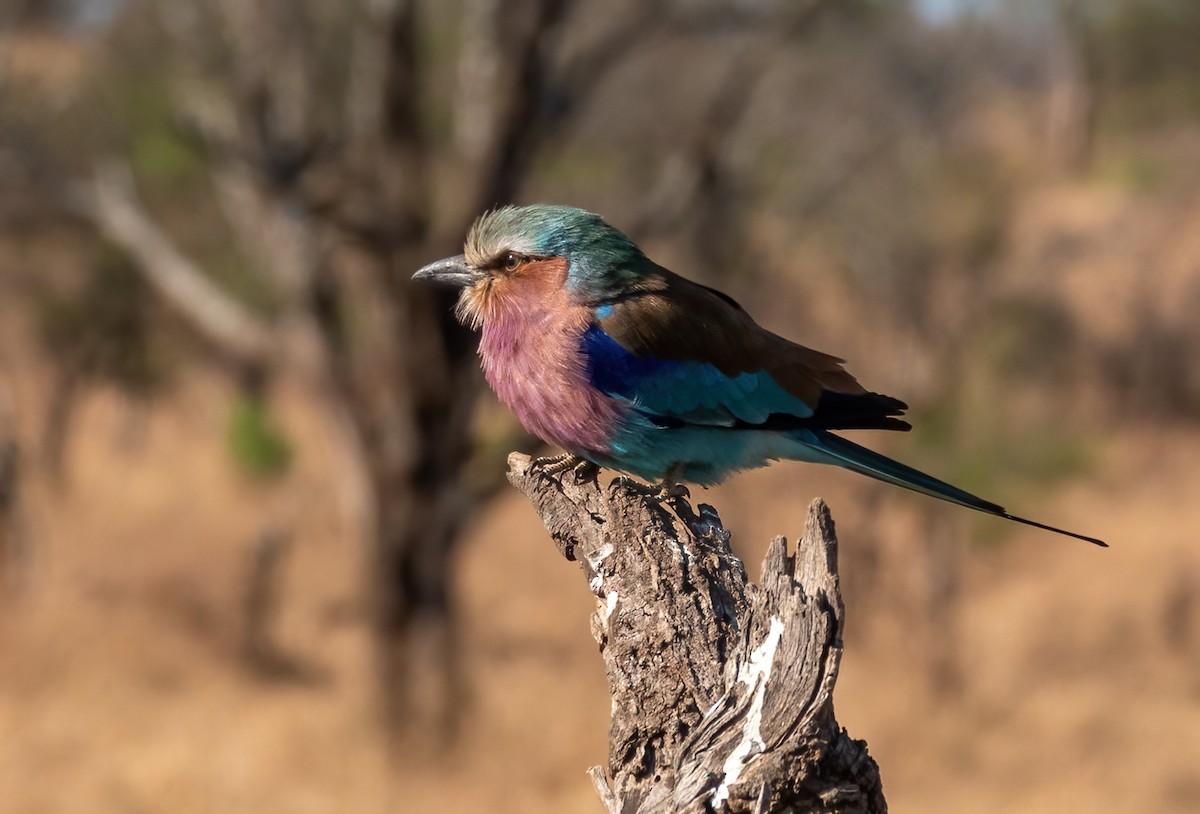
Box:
[1003,513,1107,547]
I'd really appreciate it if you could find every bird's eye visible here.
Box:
[501,252,522,271]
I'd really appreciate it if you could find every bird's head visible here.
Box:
[413,205,647,327]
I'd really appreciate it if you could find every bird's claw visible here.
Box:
[529,453,597,482]
[571,459,600,483]
[611,476,690,503]
[529,452,577,475]
[655,481,691,502]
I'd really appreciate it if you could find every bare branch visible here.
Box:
[80,164,278,365]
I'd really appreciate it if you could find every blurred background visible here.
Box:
[1,0,1199,811]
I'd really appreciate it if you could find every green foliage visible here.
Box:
[226,396,293,480]
[1095,146,1167,191]
[80,12,278,318]
[104,74,278,319]
[108,65,193,180]
[959,427,1093,493]
[907,293,1092,504]
[910,401,1095,506]
[105,75,266,308]
[130,126,207,186]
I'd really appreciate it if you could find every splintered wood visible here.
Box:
[508,453,886,814]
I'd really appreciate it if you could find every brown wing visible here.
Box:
[601,266,867,407]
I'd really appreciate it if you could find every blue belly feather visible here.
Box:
[581,325,819,483]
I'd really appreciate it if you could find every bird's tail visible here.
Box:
[798,429,1107,547]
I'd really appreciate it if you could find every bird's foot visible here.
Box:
[654,481,691,502]
[530,453,598,483]
[570,458,601,483]
[612,476,690,503]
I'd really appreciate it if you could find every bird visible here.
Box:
[414,204,1106,547]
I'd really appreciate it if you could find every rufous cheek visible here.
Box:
[521,257,570,289]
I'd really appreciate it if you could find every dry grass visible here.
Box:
[2,337,1200,813]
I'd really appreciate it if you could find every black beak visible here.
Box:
[412,254,482,287]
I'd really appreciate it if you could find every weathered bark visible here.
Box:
[507,453,885,814]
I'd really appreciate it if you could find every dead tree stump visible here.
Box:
[507,453,885,814]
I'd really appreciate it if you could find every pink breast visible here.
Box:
[479,304,621,455]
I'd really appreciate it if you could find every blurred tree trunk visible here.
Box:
[0,380,25,596]
[1047,0,1098,175]
[79,0,670,736]
[0,440,15,588]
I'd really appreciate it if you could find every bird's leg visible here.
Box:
[653,472,690,502]
[613,465,689,503]
[651,463,689,501]
[530,449,595,482]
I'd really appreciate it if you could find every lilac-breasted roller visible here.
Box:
[414,205,1105,546]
